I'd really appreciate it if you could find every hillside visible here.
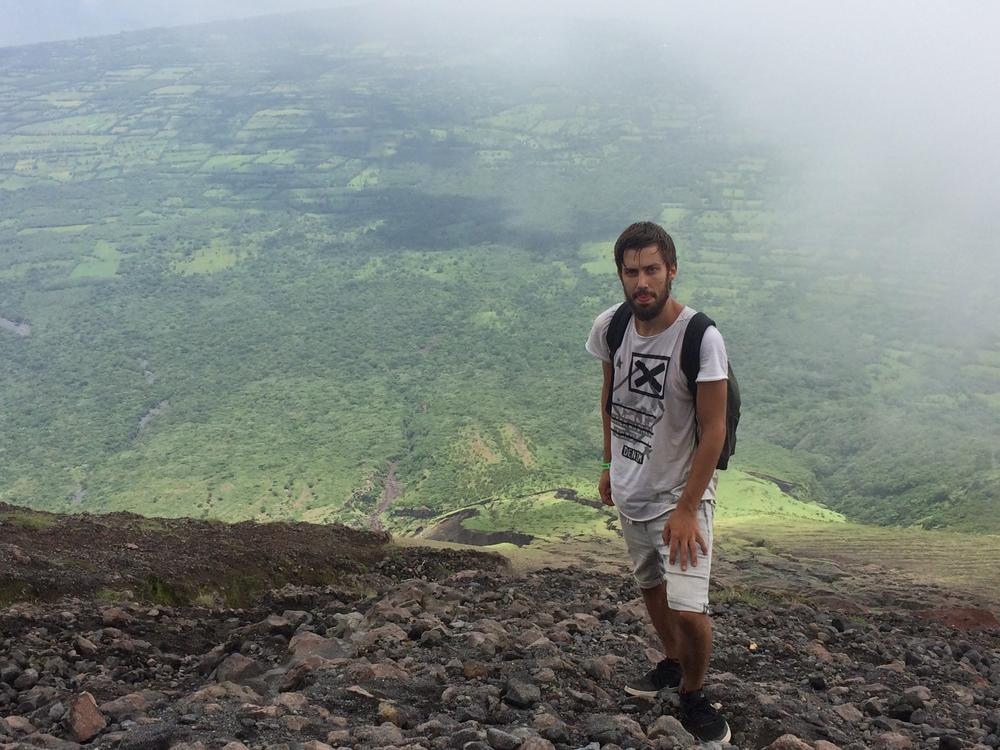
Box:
[1,504,998,749]
[0,6,998,531]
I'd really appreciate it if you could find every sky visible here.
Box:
[0,0,362,47]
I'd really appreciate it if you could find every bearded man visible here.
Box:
[585,221,730,743]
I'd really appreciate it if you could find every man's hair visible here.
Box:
[613,221,677,274]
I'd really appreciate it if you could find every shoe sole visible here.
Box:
[623,684,679,699]
[687,719,731,744]
[715,722,732,744]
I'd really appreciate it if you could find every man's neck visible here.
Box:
[633,298,684,337]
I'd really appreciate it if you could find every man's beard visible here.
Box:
[627,279,671,321]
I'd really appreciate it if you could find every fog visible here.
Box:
[662,2,1000,261]
[5,0,998,291]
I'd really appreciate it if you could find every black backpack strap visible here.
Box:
[604,303,633,415]
[681,312,715,398]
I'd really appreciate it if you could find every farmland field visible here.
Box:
[0,7,998,540]
[415,474,1000,605]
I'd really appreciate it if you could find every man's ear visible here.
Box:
[668,263,678,280]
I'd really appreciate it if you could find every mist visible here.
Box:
[4,0,998,302]
[660,2,1000,256]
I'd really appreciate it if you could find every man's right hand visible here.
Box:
[599,469,614,506]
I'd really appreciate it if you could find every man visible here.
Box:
[585,221,730,744]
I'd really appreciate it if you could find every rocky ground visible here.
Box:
[1,504,999,750]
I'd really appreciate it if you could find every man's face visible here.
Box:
[620,245,676,321]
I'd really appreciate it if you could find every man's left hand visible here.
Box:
[663,507,707,571]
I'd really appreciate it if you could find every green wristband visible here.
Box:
[601,461,611,470]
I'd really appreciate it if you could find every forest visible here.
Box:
[1,7,998,533]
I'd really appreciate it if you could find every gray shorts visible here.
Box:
[619,502,714,614]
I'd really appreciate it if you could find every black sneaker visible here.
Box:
[679,689,731,744]
[624,658,682,698]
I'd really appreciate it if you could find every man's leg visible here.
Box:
[621,513,683,697]
[673,609,712,692]
[640,582,678,658]
[662,503,730,744]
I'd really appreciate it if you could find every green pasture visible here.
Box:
[70,241,122,279]
[0,135,113,155]
[718,515,1000,602]
[579,241,615,275]
[431,470,841,550]
[150,85,202,96]
[255,150,301,166]
[0,261,72,280]
[171,239,244,275]
[104,66,152,80]
[148,67,194,80]
[16,114,119,135]
[462,492,617,541]
[200,154,257,172]
[348,167,380,189]
[18,224,91,235]
[34,91,87,107]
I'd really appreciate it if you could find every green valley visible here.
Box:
[1,7,997,535]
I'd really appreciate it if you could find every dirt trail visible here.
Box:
[368,461,401,533]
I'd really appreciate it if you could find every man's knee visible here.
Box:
[640,581,666,596]
[672,608,710,631]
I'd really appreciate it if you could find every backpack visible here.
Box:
[604,304,741,469]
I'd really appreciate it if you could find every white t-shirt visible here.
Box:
[586,304,728,521]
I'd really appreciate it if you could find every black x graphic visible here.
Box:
[634,361,665,393]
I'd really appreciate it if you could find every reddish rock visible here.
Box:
[363,622,409,646]
[280,714,312,732]
[99,691,150,720]
[463,660,490,679]
[274,692,309,713]
[803,641,835,663]
[215,653,264,684]
[877,660,906,674]
[833,703,864,723]
[288,631,352,662]
[326,729,351,745]
[100,607,134,626]
[369,661,410,680]
[583,657,612,681]
[765,735,813,750]
[184,682,263,705]
[74,635,98,656]
[66,691,107,742]
[520,738,556,750]
[917,607,1000,630]
[873,732,913,750]
[5,715,35,735]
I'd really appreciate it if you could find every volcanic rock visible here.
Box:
[65,691,105,742]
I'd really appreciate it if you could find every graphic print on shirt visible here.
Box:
[611,352,670,465]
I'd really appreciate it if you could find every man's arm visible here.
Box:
[663,378,727,568]
[599,360,614,506]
